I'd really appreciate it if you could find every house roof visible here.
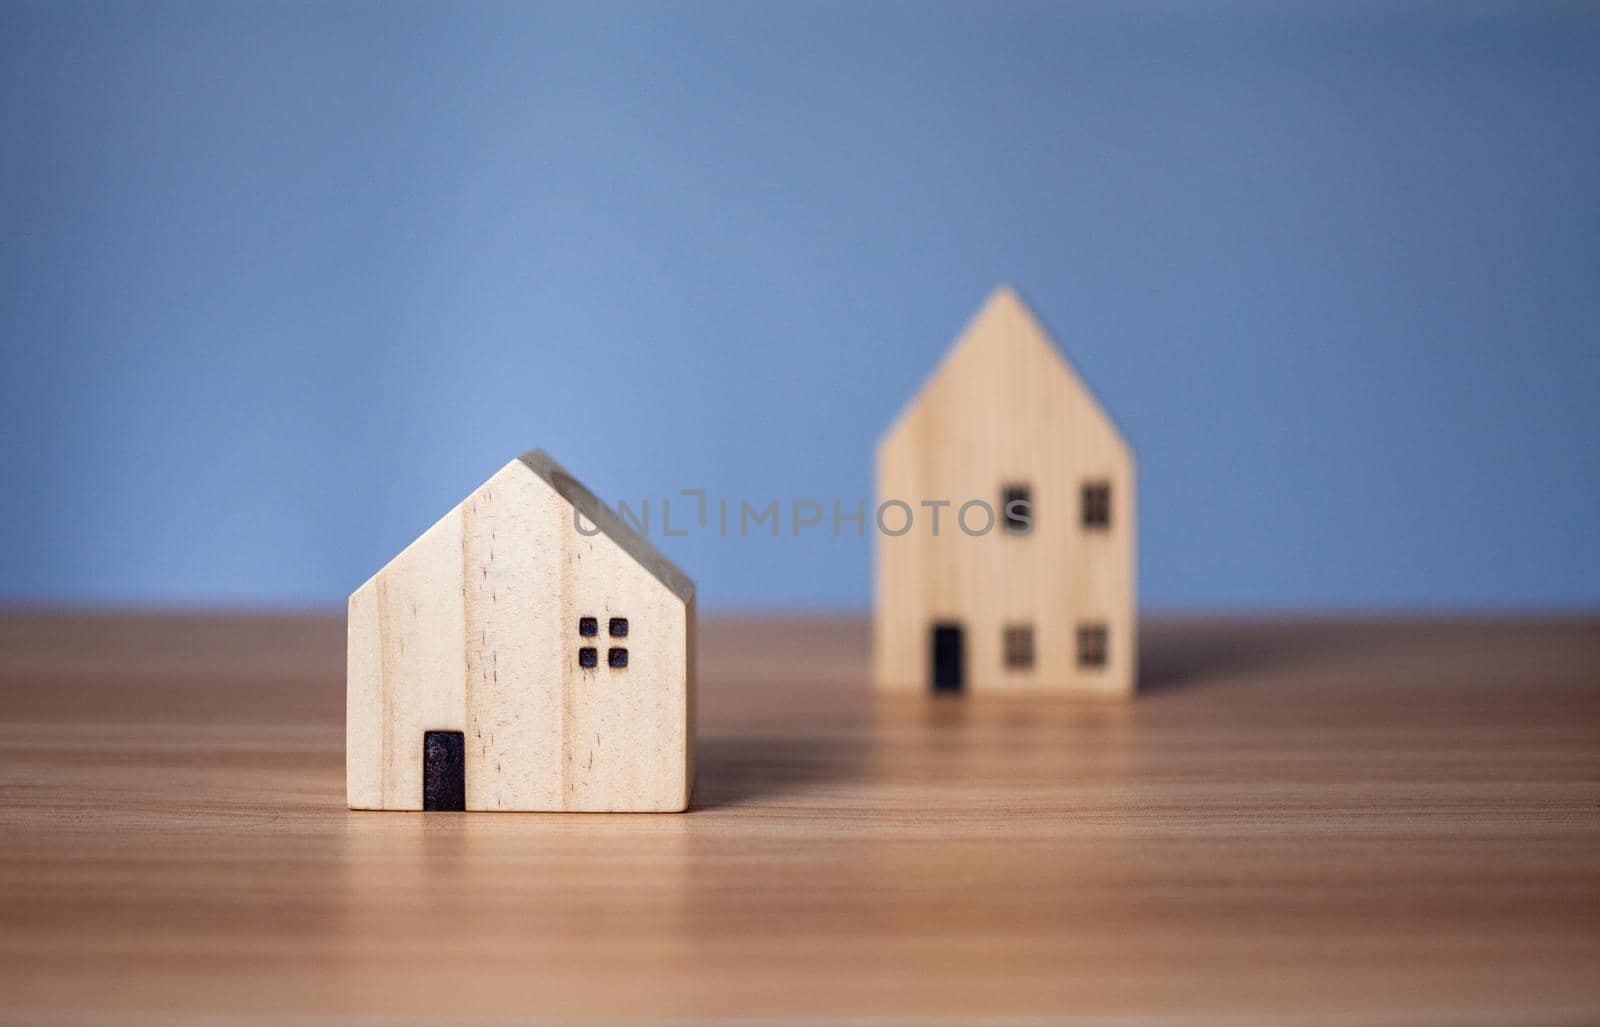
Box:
[517,448,696,605]
[878,285,1131,455]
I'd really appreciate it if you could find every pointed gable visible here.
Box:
[517,448,695,605]
[878,285,1130,463]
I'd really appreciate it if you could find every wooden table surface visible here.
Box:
[1,611,1597,1025]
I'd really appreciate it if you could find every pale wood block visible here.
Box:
[874,285,1137,698]
[347,450,696,812]
[460,464,565,811]
[346,505,469,810]
[344,582,382,809]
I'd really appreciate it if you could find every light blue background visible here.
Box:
[3,2,1597,612]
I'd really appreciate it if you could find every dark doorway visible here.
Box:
[423,730,465,811]
[931,622,964,693]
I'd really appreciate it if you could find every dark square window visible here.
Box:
[1081,482,1111,530]
[1003,624,1034,669]
[609,617,629,638]
[578,616,598,637]
[578,646,598,669]
[1002,484,1032,534]
[608,647,629,669]
[1076,624,1108,668]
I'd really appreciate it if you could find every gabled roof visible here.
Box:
[879,285,1130,454]
[517,448,696,605]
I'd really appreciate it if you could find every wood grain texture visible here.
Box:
[875,286,1137,698]
[2,611,1598,1024]
[347,451,694,812]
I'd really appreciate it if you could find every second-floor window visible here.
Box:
[1081,482,1111,530]
[1001,484,1032,535]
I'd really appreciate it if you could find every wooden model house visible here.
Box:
[347,449,696,811]
[874,287,1136,698]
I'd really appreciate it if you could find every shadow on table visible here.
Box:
[1139,619,1348,696]
[691,734,868,811]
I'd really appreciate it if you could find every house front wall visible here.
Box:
[348,459,693,811]
[874,289,1136,698]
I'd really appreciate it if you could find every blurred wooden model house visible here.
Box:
[874,287,1136,698]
